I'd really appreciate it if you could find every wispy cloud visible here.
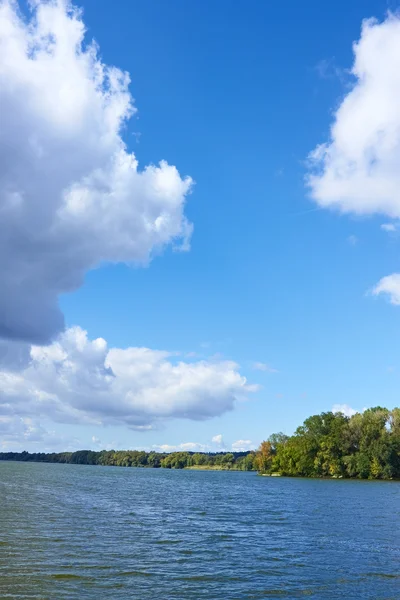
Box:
[252,362,278,373]
[381,223,397,232]
[314,57,347,82]
[347,235,358,246]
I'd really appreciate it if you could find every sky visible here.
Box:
[1,0,400,454]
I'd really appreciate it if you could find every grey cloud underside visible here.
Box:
[0,0,192,343]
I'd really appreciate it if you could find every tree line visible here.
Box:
[1,407,398,479]
[255,407,400,479]
[0,448,255,470]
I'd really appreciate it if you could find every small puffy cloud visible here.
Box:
[372,273,400,305]
[231,439,255,452]
[381,223,397,232]
[332,404,358,417]
[308,15,400,218]
[0,327,256,431]
[0,0,192,343]
[211,434,224,446]
[252,362,278,373]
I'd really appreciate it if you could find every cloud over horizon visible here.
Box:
[231,439,255,452]
[0,327,257,432]
[332,404,358,418]
[0,0,192,344]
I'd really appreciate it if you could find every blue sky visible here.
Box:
[1,0,400,452]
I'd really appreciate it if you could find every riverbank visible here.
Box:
[0,449,255,471]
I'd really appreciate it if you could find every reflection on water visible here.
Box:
[0,462,399,599]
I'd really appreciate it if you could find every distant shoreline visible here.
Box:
[1,458,399,482]
[0,449,255,471]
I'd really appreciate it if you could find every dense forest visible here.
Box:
[256,407,400,480]
[1,407,399,479]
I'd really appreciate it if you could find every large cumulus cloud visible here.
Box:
[308,14,400,217]
[0,327,257,430]
[0,0,192,343]
[307,14,400,301]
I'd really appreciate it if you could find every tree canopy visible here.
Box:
[0,448,255,471]
[256,407,400,480]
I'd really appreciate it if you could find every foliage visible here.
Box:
[0,448,254,470]
[255,408,400,480]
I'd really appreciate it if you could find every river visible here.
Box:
[0,461,399,599]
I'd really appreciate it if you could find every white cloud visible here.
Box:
[252,362,278,373]
[381,223,397,232]
[0,0,192,343]
[0,415,79,451]
[308,14,400,218]
[153,442,210,453]
[332,404,359,417]
[372,273,400,305]
[153,438,257,454]
[211,434,224,446]
[231,439,255,452]
[315,58,345,82]
[0,415,46,444]
[0,327,257,430]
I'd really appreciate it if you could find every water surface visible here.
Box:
[0,462,399,599]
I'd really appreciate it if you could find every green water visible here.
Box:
[0,461,399,599]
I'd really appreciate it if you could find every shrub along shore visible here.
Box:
[1,407,398,480]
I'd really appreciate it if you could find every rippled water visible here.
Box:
[0,462,399,599]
